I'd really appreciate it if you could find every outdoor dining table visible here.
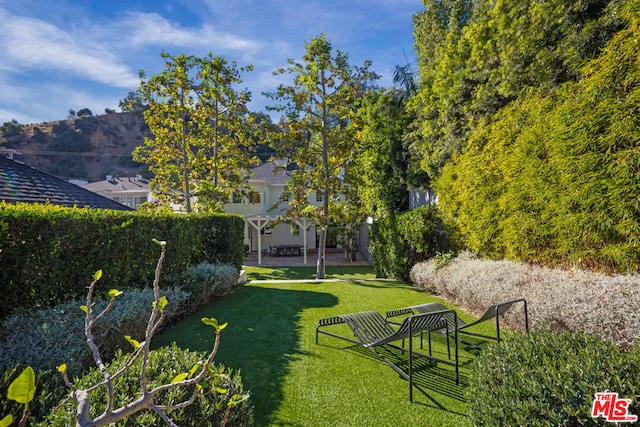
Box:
[275,244,303,256]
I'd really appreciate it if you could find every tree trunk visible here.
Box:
[316,227,327,279]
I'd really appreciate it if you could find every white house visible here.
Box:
[80,163,358,265]
[224,162,325,265]
[80,175,150,209]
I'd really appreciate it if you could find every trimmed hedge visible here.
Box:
[369,204,448,281]
[467,329,640,426]
[0,202,244,318]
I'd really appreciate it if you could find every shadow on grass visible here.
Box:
[343,344,469,403]
[153,283,338,427]
[316,328,490,420]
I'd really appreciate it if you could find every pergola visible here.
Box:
[245,215,314,266]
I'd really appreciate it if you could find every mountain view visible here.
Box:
[0,112,149,182]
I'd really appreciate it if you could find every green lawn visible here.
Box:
[242,265,377,281]
[153,269,495,426]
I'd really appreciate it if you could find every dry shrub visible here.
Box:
[410,251,640,348]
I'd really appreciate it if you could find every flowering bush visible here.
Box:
[410,251,640,348]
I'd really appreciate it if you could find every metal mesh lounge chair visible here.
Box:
[316,309,458,401]
[386,298,528,343]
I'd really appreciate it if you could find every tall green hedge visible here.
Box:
[369,205,448,281]
[0,202,244,318]
[434,1,640,272]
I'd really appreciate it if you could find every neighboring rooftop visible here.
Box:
[81,174,150,196]
[0,155,132,210]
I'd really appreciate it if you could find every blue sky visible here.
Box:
[0,0,422,125]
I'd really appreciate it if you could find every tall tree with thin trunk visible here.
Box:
[134,52,257,213]
[265,33,378,278]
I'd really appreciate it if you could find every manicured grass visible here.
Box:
[153,277,495,426]
[242,265,377,281]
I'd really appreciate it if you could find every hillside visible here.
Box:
[0,112,149,181]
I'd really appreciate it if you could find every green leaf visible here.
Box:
[189,364,201,377]
[152,238,166,247]
[201,317,228,332]
[229,393,249,406]
[214,387,228,394]
[0,414,13,427]
[7,366,36,405]
[57,364,67,374]
[201,317,218,328]
[153,296,168,312]
[124,335,140,350]
[108,289,123,299]
[80,305,88,313]
[93,270,102,281]
[171,373,188,384]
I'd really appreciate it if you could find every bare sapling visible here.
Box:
[1,239,247,427]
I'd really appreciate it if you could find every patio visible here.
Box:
[243,248,370,267]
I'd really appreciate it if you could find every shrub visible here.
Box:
[40,344,253,427]
[0,286,190,374]
[168,262,239,308]
[0,365,66,425]
[369,204,448,281]
[467,329,640,426]
[410,251,640,348]
[0,202,244,318]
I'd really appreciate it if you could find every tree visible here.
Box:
[133,52,257,213]
[119,91,147,113]
[0,119,24,137]
[77,108,93,117]
[265,33,378,278]
[354,90,413,218]
[410,0,623,179]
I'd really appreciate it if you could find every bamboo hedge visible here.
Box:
[434,2,640,272]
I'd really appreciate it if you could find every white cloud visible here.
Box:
[119,12,261,53]
[0,10,139,88]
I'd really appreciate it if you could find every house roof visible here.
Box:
[81,175,150,197]
[0,156,132,210]
[250,162,291,185]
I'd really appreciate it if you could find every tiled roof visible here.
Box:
[250,162,291,185]
[81,176,150,196]
[0,156,132,210]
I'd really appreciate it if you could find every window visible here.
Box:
[316,192,323,202]
[232,192,243,204]
[249,191,262,204]
[113,196,148,209]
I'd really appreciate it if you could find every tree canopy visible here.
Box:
[133,52,258,213]
[265,33,378,278]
